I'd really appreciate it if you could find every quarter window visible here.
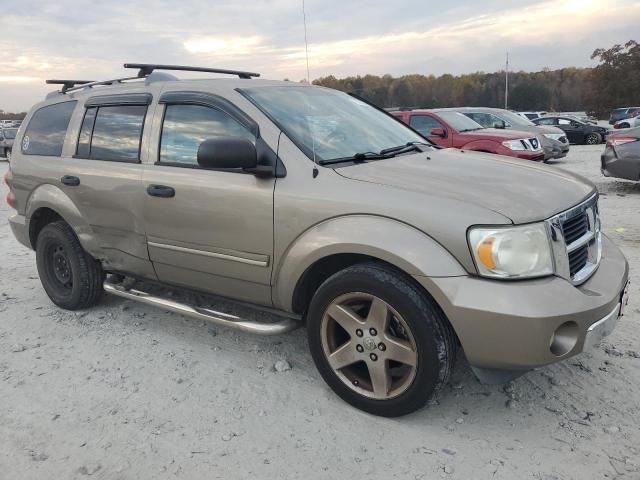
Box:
[409,115,445,136]
[22,101,76,156]
[159,104,255,166]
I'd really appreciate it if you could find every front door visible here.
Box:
[409,114,451,147]
[142,96,274,306]
[557,118,582,144]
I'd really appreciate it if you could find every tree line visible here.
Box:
[314,40,639,118]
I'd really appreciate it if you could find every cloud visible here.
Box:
[0,0,637,110]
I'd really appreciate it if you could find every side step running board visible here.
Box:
[104,281,299,336]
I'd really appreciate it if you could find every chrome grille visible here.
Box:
[547,194,601,285]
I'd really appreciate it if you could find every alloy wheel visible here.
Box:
[320,292,418,400]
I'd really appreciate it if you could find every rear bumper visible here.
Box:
[8,213,31,249]
[601,150,640,181]
[415,235,629,372]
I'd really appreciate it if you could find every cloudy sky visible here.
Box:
[1,0,638,111]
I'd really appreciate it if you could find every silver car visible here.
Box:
[6,64,629,416]
[453,107,570,161]
[0,127,17,161]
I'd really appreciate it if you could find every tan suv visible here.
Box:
[5,64,630,416]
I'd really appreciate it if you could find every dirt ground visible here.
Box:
[0,144,638,480]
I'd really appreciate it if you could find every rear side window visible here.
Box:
[22,101,76,156]
[409,115,445,136]
[159,104,255,166]
[76,105,147,162]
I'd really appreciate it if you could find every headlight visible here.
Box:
[468,223,553,279]
[543,133,564,141]
[501,139,528,151]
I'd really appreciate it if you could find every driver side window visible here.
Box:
[409,115,444,136]
[159,104,255,166]
[558,118,572,125]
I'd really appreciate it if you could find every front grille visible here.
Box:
[569,244,589,276]
[562,212,589,244]
[548,195,601,285]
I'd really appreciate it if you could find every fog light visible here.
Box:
[550,321,579,356]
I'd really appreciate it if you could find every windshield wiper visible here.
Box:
[459,127,483,132]
[318,142,431,166]
[318,152,391,166]
[379,142,430,155]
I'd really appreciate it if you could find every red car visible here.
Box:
[391,108,546,161]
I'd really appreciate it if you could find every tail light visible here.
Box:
[3,169,15,208]
[607,136,638,147]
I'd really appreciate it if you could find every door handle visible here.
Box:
[147,184,175,198]
[61,175,80,186]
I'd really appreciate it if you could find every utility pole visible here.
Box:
[505,51,509,110]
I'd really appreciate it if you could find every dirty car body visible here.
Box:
[5,66,629,416]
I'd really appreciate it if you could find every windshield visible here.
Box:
[241,86,426,162]
[436,111,484,132]
[497,110,535,127]
[2,128,17,139]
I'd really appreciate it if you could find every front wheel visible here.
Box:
[585,132,601,145]
[307,263,456,417]
[36,221,104,310]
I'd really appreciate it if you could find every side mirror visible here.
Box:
[493,121,506,129]
[430,127,446,137]
[197,138,258,171]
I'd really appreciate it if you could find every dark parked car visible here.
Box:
[533,116,608,145]
[601,126,640,181]
[0,127,17,161]
[609,107,640,125]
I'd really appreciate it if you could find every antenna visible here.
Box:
[505,51,509,110]
[301,0,318,178]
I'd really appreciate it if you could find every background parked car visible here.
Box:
[609,107,640,125]
[601,126,640,181]
[391,109,545,161]
[533,115,608,145]
[613,114,640,129]
[452,107,569,161]
[0,127,17,161]
[516,111,547,121]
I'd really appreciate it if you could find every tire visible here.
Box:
[307,262,456,417]
[36,221,104,310]
[585,132,601,145]
[6,149,11,162]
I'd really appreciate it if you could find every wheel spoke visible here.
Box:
[327,341,359,370]
[366,297,389,331]
[326,303,364,332]
[384,337,417,366]
[367,360,391,397]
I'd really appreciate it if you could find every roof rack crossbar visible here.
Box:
[46,79,95,93]
[123,63,260,79]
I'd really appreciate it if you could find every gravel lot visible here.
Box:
[0,144,638,480]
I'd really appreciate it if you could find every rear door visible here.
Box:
[140,91,275,306]
[65,92,156,277]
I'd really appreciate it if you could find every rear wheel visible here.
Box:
[307,263,456,417]
[585,132,601,145]
[36,221,104,310]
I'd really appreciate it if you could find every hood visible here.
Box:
[459,127,536,141]
[335,149,595,224]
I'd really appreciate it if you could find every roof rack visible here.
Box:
[123,63,260,79]
[46,79,95,93]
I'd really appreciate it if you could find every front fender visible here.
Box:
[272,215,466,311]
[26,183,101,255]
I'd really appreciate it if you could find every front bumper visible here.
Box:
[416,235,629,372]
